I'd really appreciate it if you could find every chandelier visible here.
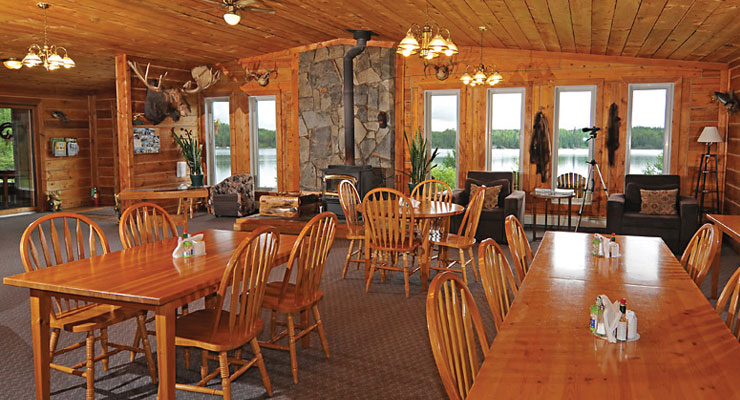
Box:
[396,2,458,59]
[19,3,75,71]
[460,27,502,87]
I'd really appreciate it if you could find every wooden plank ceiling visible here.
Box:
[1,0,739,93]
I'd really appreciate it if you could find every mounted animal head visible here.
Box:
[128,61,221,125]
[714,91,740,114]
[424,60,455,81]
[245,63,278,87]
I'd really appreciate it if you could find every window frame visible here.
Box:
[204,96,230,186]
[248,95,278,191]
[423,89,460,186]
[486,87,526,173]
[625,83,674,175]
[552,85,598,188]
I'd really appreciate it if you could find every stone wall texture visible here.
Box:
[298,45,395,190]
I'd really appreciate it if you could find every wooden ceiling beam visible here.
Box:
[590,0,617,55]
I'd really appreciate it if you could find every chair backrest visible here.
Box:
[20,213,111,320]
[276,212,337,306]
[680,223,719,287]
[119,202,178,249]
[362,188,416,251]
[478,238,519,331]
[338,180,362,236]
[426,272,489,400]
[211,227,279,340]
[456,187,485,241]
[411,179,452,204]
[557,172,587,198]
[505,215,533,285]
[717,266,740,340]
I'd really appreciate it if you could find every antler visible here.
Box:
[183,66,222,94]
[128,61,166,92]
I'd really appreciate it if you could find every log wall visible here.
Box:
[724,60,740,215]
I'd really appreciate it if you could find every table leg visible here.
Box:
[29,290,50,400]
[544,199,549,232]
[568,197,572,231]
[557,199,561,229]
[532,196,538,241]
[420,219,431,291]
[364,231,370,282]
[155,303,177,400]
[712,232,723,299]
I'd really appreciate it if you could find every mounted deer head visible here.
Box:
[128,61,221,125]
[245,63,278,87]
[424,59,455,81]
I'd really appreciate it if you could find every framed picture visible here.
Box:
[133,128,160,154]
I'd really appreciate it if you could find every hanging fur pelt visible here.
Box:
[529,111,551,183]
[607,103,621,167]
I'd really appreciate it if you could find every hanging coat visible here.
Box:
[529,111,551,183]
[607,103,621,167]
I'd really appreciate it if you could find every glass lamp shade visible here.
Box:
[398,32,420,51]
[460,73,472,85]
[473,69,486,82]
[62,55,75,68]
[698,126,722,143]
[428,33,448,53]
[22,52,42,67]
[223,11,241,25]
[444,39,458,56]
[2,58,22,70]
[47,52,64,67]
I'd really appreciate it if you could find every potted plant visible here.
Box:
[171,128,204,187]
[404,129,439,194]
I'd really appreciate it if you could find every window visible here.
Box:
[626,84,673,174]
[424,90,459,188]
[249,96,277,190]
[553,86,597,185]
[488,87,525,173]
[205,98,230,185]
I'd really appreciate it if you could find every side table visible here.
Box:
[531,191,575,241]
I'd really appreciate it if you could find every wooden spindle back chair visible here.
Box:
[680,223,719,287]
[557,172,587,199]
[426,272,490,400]
[478,238,519,330]
[432,188,486,283]
[362,187,421,297]
[411,179,452,204]
[19,213,156,399]
[717,267,740,340]
[261,212,337,383]
[505,215,533,285]
[119,201,178,249]
[338,180,364,279]
[174,227,279,399]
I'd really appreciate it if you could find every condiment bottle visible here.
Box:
[592,235,600,256]
[595,297,607,337]
[617,298,628,341]
[183,229,193,258]
[589,304,598,332]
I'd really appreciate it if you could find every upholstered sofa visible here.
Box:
[208,174,256,217]
[450,171,526,243]
[606,174,698,253]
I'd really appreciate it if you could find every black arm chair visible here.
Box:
[450,171,525,243]
[607,174,698,253]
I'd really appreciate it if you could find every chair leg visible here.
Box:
[469,247,479,282]
[201,349,209,379]
[459,248,468,284]
[342,239,355,279]
[287,313,299,383]
[365,261,377,293]
[270,310,277,339]
[100,328,110,371]
[137,312,157,384]
[312,305,330,358]
[218,351,231,400]
[355,239,363,270]
[85,332,95,400]
[301,310,310,349]
[49,328,60,359]
[250,338,273,396]
[130,317,142,361]
[182,305,190,369]
[403,252,410,298]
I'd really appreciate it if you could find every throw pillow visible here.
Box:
[471,184,502,210]
[639,189,678,215]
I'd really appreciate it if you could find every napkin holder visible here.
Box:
[172,233,206,258]
[595,294,639,343]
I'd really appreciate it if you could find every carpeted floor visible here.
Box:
[0,210,737,399]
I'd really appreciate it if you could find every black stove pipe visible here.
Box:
[343,29,374,165]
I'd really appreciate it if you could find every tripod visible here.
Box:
[575,128,609,232]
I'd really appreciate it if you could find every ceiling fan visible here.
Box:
[203,0,277,25]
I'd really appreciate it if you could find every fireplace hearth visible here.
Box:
[321,165,383,218]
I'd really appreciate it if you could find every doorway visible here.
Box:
[0,107,36,211]
[204,98,231,186]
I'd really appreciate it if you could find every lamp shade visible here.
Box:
[698,126,722,143]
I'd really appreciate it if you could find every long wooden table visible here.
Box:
[706,214,740,298]
[4,229,297,400]
[117,187,210,228]
[467,231,740,398]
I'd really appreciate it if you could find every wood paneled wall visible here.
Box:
[0,91,94,209]
[397,47,728,216]
[723,61,740,214]
[91,91,118,205]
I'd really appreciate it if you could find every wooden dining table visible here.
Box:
[3,229,297,400]
[361,200,464,291]
[466,231,740,398]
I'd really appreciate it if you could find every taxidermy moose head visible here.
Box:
[128,61,221,125]
[424,60,455,81]
[245,64,278,87]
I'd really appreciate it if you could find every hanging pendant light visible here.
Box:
[13,3,76,71]
[461,26,502,87]
[396,1,456,61]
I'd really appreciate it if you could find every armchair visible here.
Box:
[451,171,525,243]
[208,174,256,217]
[607,174,698,253]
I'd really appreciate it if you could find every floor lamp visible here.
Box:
[695,126,722,216]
